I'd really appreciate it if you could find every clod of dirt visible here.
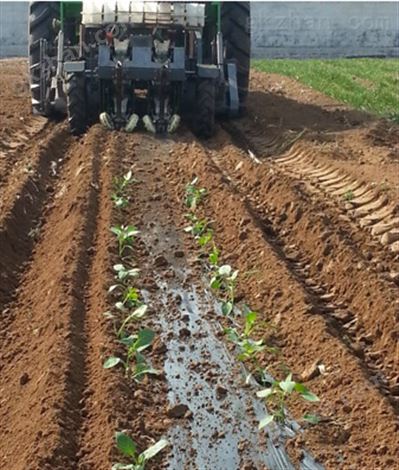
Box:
[167,403,190,419]
[154,254,168,267]
[351,342,365,358]
[184,409,194,420]
[239,230,248,241]
[179,327,191,338]
[152,337,167,355]
[215,385,228,400]
[19,372,30,386]
[300,361,322,382]
[174,250,185,258]
[388,272,399,286]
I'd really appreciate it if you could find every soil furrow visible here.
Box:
[0,125,71,309]
[76,133,140,469]
[44,126,106,468]
[77,132,172,470]
[0,126,106,469]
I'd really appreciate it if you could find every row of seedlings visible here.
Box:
[104,170,169,469]
[183,177,320,429]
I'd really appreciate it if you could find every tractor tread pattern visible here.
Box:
[221,2,251,104]
[66,73,87,136]
[195,80,216,138]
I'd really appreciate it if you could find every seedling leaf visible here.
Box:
[134,328,155,352]
[224,327,240,344]
[256,388,273,399]
[279,374,296,394]
[294,383,319,402]
[103,356,122,369]
[244,311,257,336]
[258,415,274,429]
[112,464,134,470]
[221,301,233,316]
[218,265,232,276]
[141,438,169,461]
[210,277,221,290]
[303,413,320,425]
[115,432,137,458]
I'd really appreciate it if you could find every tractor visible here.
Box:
[29,1,250,137]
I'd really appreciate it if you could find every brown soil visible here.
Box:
[0,59,398,470]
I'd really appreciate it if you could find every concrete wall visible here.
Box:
[251,2,399,58]
[0,2,29,57]
[0,2,398,59]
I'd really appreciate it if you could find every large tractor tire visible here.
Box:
[29,2,59,115]
[194,79,216,138]
[221,2,251,106]
[66,73,87,136]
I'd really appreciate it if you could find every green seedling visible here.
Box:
[114,263,140,281]
[117,305,148,338]
[184,213,211,238]
[113,287,141,315]
[208,244,220,267]
[210,264,238,316]
[112,431,169,470]
[109,264,140,293]
[112,193,129,209]
[111,225,139,256]
[343,190,354,201]
[113,170,135,194]
[104,328,158,381]
[121,286,141,309]
[225,311,278,362]
[197,229,213,248]
[243,310,257,337]
[185,177,207,210]
[224,326,266,362]
[257,373,319,428]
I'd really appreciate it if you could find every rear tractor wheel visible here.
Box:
[221,2,251,108]
[29,1,59,115]
[194,79,216,138]
[65,73,87,136]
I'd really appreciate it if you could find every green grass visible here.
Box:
[252,59,399,121]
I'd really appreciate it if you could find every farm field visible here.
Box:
[0,58,398,470]
[252,58,399,121]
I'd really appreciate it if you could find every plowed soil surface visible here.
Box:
[0,59,398,470]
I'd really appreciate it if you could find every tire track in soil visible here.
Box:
[0,125,108,470]
[204,129,399,412]
[223,121,399,254]
[72,137,118,469]
[0,124,71,309]
[166,132,399,469]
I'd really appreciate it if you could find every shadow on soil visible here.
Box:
[246,90,372,134]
